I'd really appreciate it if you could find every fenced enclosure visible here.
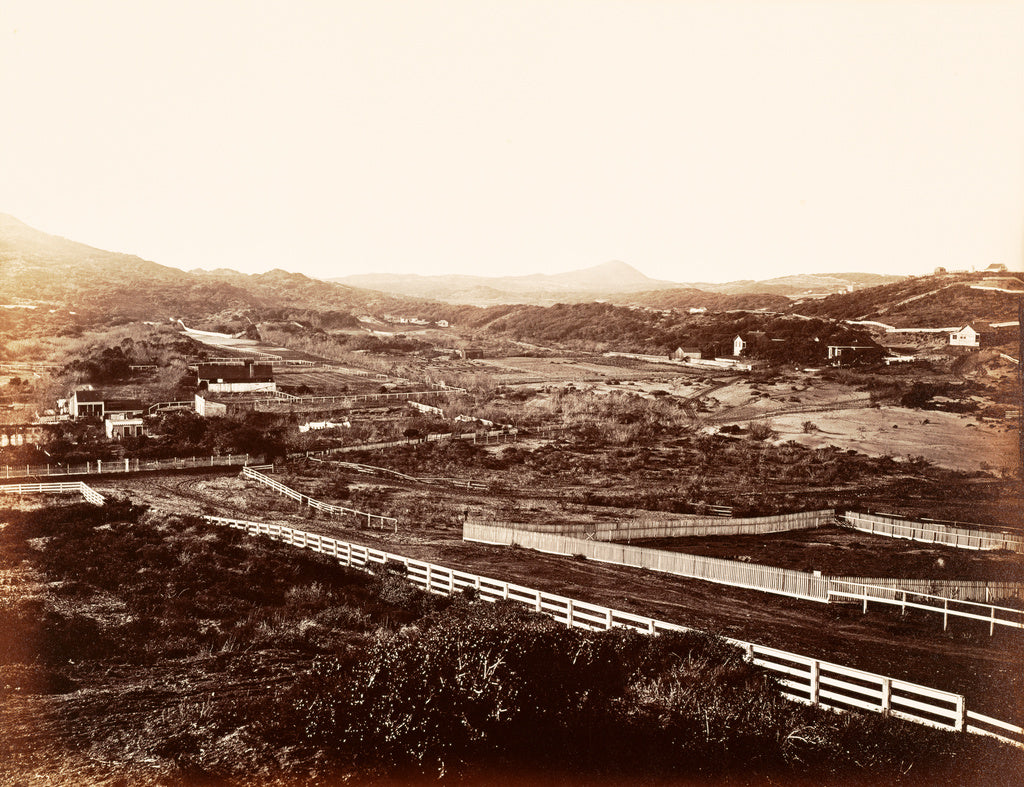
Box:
[841,511,1024,553]
[465,521,833,601]
[241,466,397,529]
[465,522,1024,633]
[0,481,106,505]
[203,514,1024,748]
[0,453,254,480]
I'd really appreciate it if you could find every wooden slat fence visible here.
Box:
[202,514,1024,748]
[507,509,833,540]
[466,522,1024,634]
[0,481,106,506]
[840,511,1024,553]
[830,575,1024,604]
[1,453,253,481]
[241,466,397,530]
[464,522,832,602]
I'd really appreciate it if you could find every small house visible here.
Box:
[733,332,767,357]
[949,325,981,348]
[68,390,144,419]
[105,416,147,440]
[196,359,276,393]
[671,347,702,361]
[826,345,885,366]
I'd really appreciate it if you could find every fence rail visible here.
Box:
[202,514,1023,748]
[1,453,253,481]
[295,428,519,459]
[307,458,489,490]
[841,511,1024,553]
[0,481,106,505]
[241,466,397,529]
[829,580,1024,634]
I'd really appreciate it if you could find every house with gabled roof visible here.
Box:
[949,325,981,348]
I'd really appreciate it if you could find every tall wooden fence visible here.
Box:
[241,466,397,529]
[465,522,832,601]
[202,514,1024,748]
[0,481,106,505]
[465,523,1024,630]
[0,453,254,481]
[841,511,1024,553]
[508,509,833,540]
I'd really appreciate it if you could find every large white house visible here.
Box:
[949,325,981,348]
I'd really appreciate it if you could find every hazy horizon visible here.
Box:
[3,1,1022,282]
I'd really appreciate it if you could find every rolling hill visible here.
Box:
[0,214,427,322]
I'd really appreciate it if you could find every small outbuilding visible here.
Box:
[949,325,981,348]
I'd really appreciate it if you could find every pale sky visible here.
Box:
[2,1,1023,283]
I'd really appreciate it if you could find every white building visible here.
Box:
[949,325,981,348]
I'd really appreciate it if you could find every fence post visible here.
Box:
[605,608,613,630]
[425,564,432,593]
[881,678,892,715]
[863,586,868,614]
[990,607,996,637]
[565,599,574,627]
[954,696,966,732]
[943,599,949,631]
[809,660,820,705]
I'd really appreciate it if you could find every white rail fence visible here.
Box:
[202,514,1024,748]
[1,453,254,480]
[829,581,1024,635]
[241,466,397,530]
[829,575,1024,605]
[0,481,106,506]
[465,523,1024,632]
[840,511,1024,553]
[307,457,488,491]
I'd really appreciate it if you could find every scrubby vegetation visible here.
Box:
[2,501,1022,785]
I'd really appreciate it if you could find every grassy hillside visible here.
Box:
[791,273,1024,327]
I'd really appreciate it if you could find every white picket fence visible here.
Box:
[512,509,833,540]
[0,453,253,480]
[241,466,397,530]
[0,481,106,506]
[465,523,1024,633]
[202,514,1024,748]
[841,511,1024,553]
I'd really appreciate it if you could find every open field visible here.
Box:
[434,355,702,386]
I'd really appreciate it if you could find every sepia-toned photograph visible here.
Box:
[1,1,1022,784]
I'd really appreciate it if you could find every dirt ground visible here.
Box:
[764,406,1018,474]
[636,526,1024,582]
[93,471,1024,724]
